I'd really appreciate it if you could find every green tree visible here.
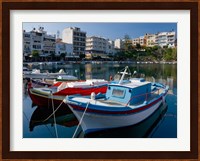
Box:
[114,52,125,61]
[32,50,39,61]
[172,48,177,60]
[123,34,136,60]
[136,43,141,50]
[51,52,55,61]
[124,34,133,51]
[60,53,66,60]
[163,48,177,61]
[79,53,85,60]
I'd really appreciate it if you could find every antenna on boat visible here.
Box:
[152,76,155,83]
[118,66,129,84]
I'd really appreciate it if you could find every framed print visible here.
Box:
[2,1,198,159]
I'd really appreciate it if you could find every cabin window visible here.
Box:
[112,89,125,98]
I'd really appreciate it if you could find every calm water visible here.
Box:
[23,62,177,138]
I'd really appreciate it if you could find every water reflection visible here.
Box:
[23,63,177,138]
[28,102,168,138]
[24,63,177,88]
[29,106,78,132]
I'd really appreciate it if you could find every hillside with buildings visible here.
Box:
[23,26,177,62]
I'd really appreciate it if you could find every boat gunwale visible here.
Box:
[67,91,168,115]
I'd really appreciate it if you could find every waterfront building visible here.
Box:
[133,31,176,48]
[139,36,146,46]
[86,36,115,59]
[155,32,168,47]
[132,38,140,46]
[23,27,56,60]
[132,36,146,47]
[145,33,156,47]
[106,40,116,55]
[42,33,56,55]
[55,38,73,57]
[62,27,86,56]
[114,39,124,49]
[166,31,176,48]
[155,31,176,48]
[23,32,31,60]
[86,36,107,56]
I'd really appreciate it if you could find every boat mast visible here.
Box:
[118,66,128,84]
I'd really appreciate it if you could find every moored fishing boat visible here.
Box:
[56,75,78,81]
[29,74,78,88]
[23,69,76,79]
[65,66,169,134]
[30,79,53,88]
[28,79,109,109]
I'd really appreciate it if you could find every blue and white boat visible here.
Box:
[64,66,169,134]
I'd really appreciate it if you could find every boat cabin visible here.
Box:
[105,80,152,105]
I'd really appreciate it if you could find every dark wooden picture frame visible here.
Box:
[2,1,198,159]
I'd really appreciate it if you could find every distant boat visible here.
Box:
[23,67,32,74]
[65,66,169,134]
[30,79,53,88]
[28,79,109,109]
[56,75,78,81]
[23,69,74,79]
[28,74,78,88]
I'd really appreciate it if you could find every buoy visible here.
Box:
[109,75,113,81]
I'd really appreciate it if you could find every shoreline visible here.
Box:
[23,60,177,66]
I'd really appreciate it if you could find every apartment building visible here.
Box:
[139,36,146,46]
[55,38,73,56]
[132,36,146,47]
[132,31,176,48]
[43,34,56,55]
[145,33,156,47]
[132,38,140,46]
[23,27,56,59]
[107,40,116,55]
[86,36,107,55]
[114,39,124,49]
[23,32,31,57]
[86,36,116,59]
[155,32,168,47]
[166,31,176,48]
[62,27,86,56]
[155,31,176,48]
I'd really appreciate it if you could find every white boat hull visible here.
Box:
[68,95,166,134]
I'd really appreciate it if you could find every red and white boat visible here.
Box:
[28,79,108,108]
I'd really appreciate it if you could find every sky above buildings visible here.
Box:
[23,22,177,40]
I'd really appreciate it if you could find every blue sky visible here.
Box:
[23,23,177,40]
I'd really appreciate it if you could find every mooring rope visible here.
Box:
[42,100,64,122]
[72,101,90,138]
[51,92,58,138]
[23,111,30,122]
